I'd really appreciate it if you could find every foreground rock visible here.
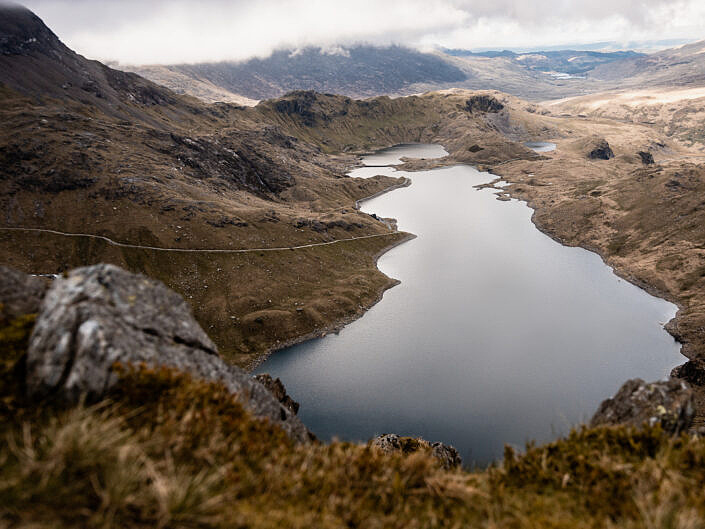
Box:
[590,378,694,434]
[24,264,310,442]
[370,433,462,469]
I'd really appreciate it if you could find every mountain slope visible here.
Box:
[589,39,705,88]
[0,6,545,366]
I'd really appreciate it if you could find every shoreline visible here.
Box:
[253,143,686,380]
[245,172,418,372]
[480,172,688,363]
[245,231,417,372]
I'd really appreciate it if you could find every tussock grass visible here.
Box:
[1,363,705,528]
[2,321,705,527]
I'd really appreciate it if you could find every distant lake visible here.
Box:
[257,144,683,465]
[525,141,556,153]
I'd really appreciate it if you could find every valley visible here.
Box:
[5,3,705,526]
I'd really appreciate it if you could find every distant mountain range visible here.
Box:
[128,46,467,102]
[587,40,705,88]
[443,49,644,75]
[127,39,705,104]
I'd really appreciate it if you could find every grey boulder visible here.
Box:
[590,378,694,434]
[25,263,310,443]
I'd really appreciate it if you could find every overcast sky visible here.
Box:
[10,0,705,64]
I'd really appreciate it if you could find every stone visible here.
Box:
[0,266,47,322]
[254,373,300,414]
[588,139,614,160]
[637,151,655,165]
[25,263,310,443]
[370,433,462,469]
[590,378,694,434]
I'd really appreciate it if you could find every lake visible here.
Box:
[525,141,556,153]
[257,143,683,465]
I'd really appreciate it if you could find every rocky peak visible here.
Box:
[0,4,64,56]
[466,95,505,113]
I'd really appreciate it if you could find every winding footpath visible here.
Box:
[0,227,400,254]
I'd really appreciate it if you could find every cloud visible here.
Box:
[15,0,705,64]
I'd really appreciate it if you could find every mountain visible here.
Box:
[588,39,705,88]
[0,4,203,126]
[131,45,620,103]
[444,49,644,76]
[129,45,468,101]
[544,40,705,150]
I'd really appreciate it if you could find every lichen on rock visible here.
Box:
[22,263,311,442]
[370,433,462,469]
[590,378,694,434]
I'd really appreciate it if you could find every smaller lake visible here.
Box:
[525,142,556,153]
[257,144,682,465]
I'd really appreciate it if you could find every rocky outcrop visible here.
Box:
[0,266,47,322]
[590,378,694,434]
[672,360,705,386]
[370,433,462,469]
[588,139,614,160]
[466,95,504,113]
[638,151,655,165]
[23,264,310,443]
[254,373,300,415]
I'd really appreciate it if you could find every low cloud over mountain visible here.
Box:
[11,0,705,64]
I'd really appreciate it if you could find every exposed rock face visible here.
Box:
[254,373,300,415]
[672,360,705,386]
[590,378,694,434]
[466,95,504,113]
[0,266,47,322]
[24,264,310,443]
[638,151,655,165]
[0,5,62,56]
[588,139,614,160]
[370,433,462,469]
[274,91,326,127]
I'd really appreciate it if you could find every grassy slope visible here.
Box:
[487,118,705,369]
[0,87,543,367]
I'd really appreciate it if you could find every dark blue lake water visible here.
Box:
[257,144,682,465]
